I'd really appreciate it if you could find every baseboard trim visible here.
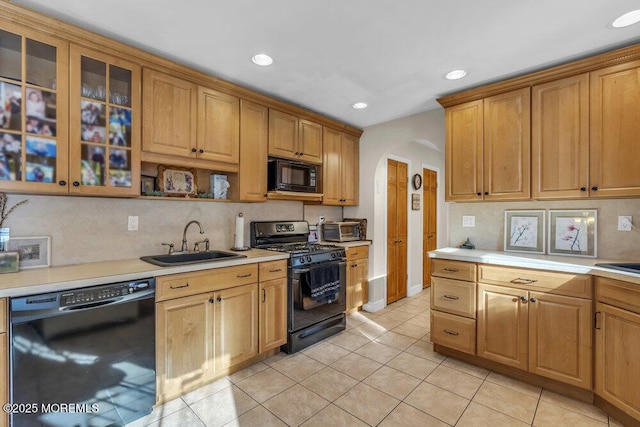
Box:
[363,298,385,312]
[407,283,423,297]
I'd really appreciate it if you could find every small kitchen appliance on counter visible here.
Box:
[250,220,346,353]
[322,221,362,242]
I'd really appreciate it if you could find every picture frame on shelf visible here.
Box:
[0,251,19,274]
[504,210,545,254]
[6,236,50,269]
[157,165,197,196]
[548,209,597,258]
[141,175,155,195]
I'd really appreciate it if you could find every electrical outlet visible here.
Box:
[462,216,476,227]
[128,215,138,231]
[319,216,325,224]
[618,215,632,231]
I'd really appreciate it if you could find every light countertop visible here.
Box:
[0,248,289,298]
[429,247,640,285]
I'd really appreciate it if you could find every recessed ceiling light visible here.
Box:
[251,54,273,66]
[445,69,467,80]
[352,102,368,109]
[612,10,640,28]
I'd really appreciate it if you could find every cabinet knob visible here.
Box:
[73,181,80,187]
[484,191,489,196]
[217,296,222,302]
[580,187,587,192]
[519,296,527,303]
[295,151,300,156]
[299,152,303,156]
[529,297,537,303]
[591,186,599,191]
[199,149,204,154]
[477,192,482,196]
[59,180,67,186]
[209,298,214,304]
[191,148,197,153]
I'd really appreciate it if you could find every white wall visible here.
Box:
[345,108,446,309]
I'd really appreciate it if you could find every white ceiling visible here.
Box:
[12,0,640,129]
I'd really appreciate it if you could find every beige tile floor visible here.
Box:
[128,289,625,427]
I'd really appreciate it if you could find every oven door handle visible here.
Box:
[292,260,346,276]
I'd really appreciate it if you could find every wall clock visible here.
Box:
[412,173,422,190]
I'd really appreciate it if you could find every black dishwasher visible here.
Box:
[10,278,156,427]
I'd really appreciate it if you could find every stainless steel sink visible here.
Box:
[141,250,246,266]
[595,263,640,274]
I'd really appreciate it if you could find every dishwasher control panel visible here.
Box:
[59,279,154,307]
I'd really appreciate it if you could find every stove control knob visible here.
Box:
[306,255,312,263]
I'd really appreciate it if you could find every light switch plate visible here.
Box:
[618,215,632,231]
[462,216,476,227]
[128,215,139,231]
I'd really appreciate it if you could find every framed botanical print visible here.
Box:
[504,210,545,254]
[548,209,597,257]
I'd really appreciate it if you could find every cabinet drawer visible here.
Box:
[259,260,288,281]
[157,264,258,301]
[597,277,640,315]
[0,299,5,334]
[431,311,476,355]
[431,277,476,318]
[431,259,476,282]
[478,265,592,299]
[346,245,369,261]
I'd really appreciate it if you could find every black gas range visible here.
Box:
[250,221,346,353]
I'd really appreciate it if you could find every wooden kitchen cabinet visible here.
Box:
[0,23,69,195]
[0,298,6,427]
[214,283,258,370]
[322,127,359,206]
[590,60,640,198]
[155,264,260,402]
[156,292,214,402]
[346,245,369,313]
[268,109,322,164]
[532,73,590,199]
[142,68,197,158]
[259,260,287,353]
[445,88,530,201]
[595,277,640,423]
[197,87,239,165]
[430,259,477,355]
[143,69,240,169]
[239,100,268,202]
[477,266,593,389]
[69,45,141,196]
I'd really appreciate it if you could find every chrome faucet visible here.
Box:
[182,220,204,252]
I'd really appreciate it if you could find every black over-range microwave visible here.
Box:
[268,157,318,193]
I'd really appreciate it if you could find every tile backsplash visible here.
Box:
[6,195,342,266]
[449,199,640,260]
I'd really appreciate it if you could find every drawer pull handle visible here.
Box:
[237,273,252,278]
[268,268,282,273]
[443,268,459,273]
[170,283,189,289]
[510,278,537,284]
[444,329,459,336]
[443,295,459,300]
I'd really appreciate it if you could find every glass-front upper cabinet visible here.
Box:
[0,23,69,194]
[69,45,140,196]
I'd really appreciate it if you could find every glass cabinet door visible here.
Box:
[69,45,140,196]
[0,24,69,193]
